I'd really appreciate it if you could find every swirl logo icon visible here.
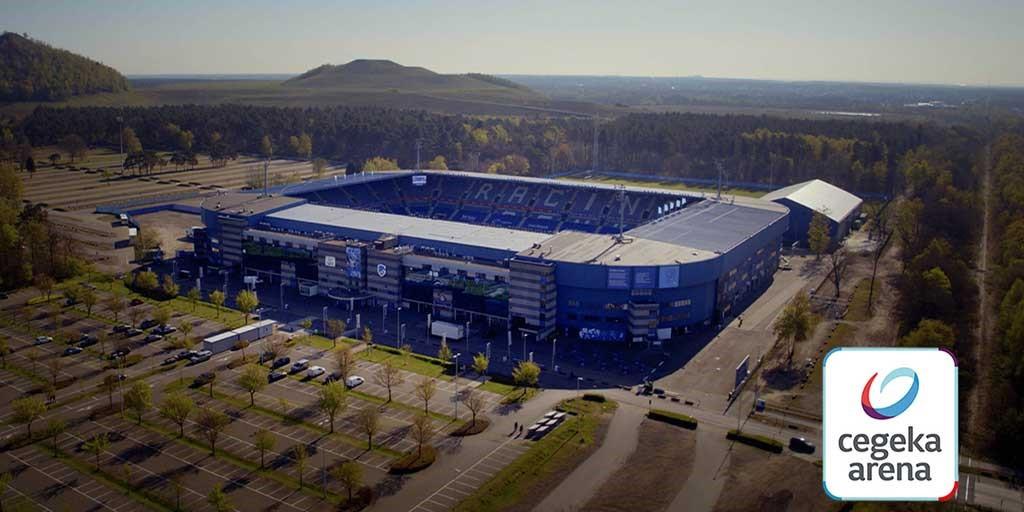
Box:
[860,367,919,420]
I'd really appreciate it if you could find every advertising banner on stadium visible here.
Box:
[659,265,680,288]
[345,246,362,278]
[634,267,657,289]
[433,289,454,309]
[607,268,631,289]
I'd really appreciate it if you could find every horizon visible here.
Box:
[2,0,1023,87]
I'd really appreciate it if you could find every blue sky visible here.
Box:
[3,0,1023,85]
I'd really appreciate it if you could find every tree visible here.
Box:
[238,364,268,407]
[437,339,452,365]
[84,432,109,470]
[210,290,225,317]
[194,408,230,455]
[178,320,194,349]
[153,306,172,327]
[107,296,125,323]
[206,484,232,512]
[318,381,347,433]
[206,371,217,398]
[373,360,404,402]
[159,393,194,437]
[773,294,813,364]
[462,389,486,426]
[361,326,373,345]
[357,407,380,449]
[427,155,448,170]
[472,353,489,376]
[0,336,8,367]
[335,346,355,382]
[512,361,540,388]
[260,135,274,159]
[101,373,119,407]
[254,428,276,469]
[292,444,308,489]
[331,461,362,502]
[48,152,60,166]
[312,158,328,177]
[363,156,399,172]
[122,127,142,154]
[826,243,850,298]
[128,307,143,328]
[297,133,313,159]
[58,134,87,163]
[134,270,158,291]
[34,273,54,301]
[808,210,831,259]
[162,275,179,298]
[186,286,200,311]
[410,413,434,459]
[12,396,46,438]
[45,416,66,454]
[124,380,152,425]
[47,357,63,389]
[236,289,258,324]
[326,318,346,348]
[902,319,956,349]
[80,286,97,316]
[414,376,437,414]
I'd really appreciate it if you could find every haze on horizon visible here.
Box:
[2,0,1023,87]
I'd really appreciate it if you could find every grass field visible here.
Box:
[559,175,765,198]
[358,346,450,380]
[452,397,616,512]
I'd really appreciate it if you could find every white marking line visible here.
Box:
[1,476,56,512]
[8,451,109,510]
[409,437,520,511]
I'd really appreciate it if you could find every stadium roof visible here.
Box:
[627,199,788,254]
[520,230,717,265]
[266,203,552,253]
[201,193,305,216]
[761,179,862,223]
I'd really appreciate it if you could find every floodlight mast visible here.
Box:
[415,139,422,171]
[617,185,626,242]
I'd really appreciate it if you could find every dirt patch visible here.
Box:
[713,445,836,512]
[581,419,696,512]
[132,210,202,257]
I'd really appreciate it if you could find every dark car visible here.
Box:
[143,334,163,343]
[140,319,159,330]
[323,372,341,384]
[113,324,131,334]
[789,437,815,454]
[268,370,287,383]
[129,298,144,306]
[153,324,177,335]
[77,334,98,347]
[109,348,131,359]
[0,292,9,300]
[272,357,290,369]
[63,346,83,356]
[193,372,216,387]
[162,356,179,365]
[125,328,144,337]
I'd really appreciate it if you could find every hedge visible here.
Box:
[389,445,437,474]
[726,429,783,453]
[582,393,607,403]
[647,409,698,430]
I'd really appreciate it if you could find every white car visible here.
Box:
[306,366,325,378]
[345,375,365,389]
[290,359,309,373]
[34,336,53,345]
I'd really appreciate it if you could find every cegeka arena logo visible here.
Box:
[823,348,958,501]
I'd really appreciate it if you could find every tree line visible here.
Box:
[12,104,959,195]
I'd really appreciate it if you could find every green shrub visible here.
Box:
[582,393,607,403]
[648,409,698,429]
[726,429,783,453]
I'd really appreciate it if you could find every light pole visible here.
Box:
[576,376,582,398]
[453,353,462,420]
[381,303,386,335]
[396,306,402,348]
[321,306,327,336]
[521,331,527,361]
[485,342,491,362]
[551,338,557,371]
[507,330,511,361]
[465,320,471,356]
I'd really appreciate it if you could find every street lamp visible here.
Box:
[465,320,471,356]
[576,376,582,398]
[321,306,327,336]
[521,331,527,361]
[485,342,491,362]
[507,330,512,361]
[396,306,402,348]
[453,353,462,420]
[551,338,557,371]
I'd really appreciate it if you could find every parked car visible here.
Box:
[323,372,341,384]
[189,350,213,364]
[177,350,198,361]
[272,357,291,369]
[34,336,53,345]
[345,376,365,389]
[129,298,144,306]
[289,359,309,374]
[306,366,326,379]
[125,328,144,338]
[268,370,287,383]
[143,334,163,343]
[140,319,159,329]
[153,324,177,335]
[62,347,83,356]
[162,356,179,365]
[77,334,98,347]
[789,437,815,454]
[110,348,131,359]
[193,372,215,386]
[112,324,131,334]
[117,373,128,381]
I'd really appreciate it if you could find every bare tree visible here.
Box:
[194,409,230,455]
[410,413,434,459]
[413,377,437,415]
[357,407,380,450]
[335,346,356,382]
[462,389,486,427]
[373,360,404,402]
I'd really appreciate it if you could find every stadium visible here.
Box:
[196,171,790,344]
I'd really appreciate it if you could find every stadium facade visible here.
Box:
[197,171,789,343]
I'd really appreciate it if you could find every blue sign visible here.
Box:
[607,268,631,289]
[634,267,656,289]
[346,246,362,278]
[659,265,680,288]
[579,328,625,342]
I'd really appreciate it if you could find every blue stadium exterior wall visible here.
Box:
[772,198,854,246]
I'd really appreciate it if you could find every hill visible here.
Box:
[0,32,130,102]
[284,59,540,98]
